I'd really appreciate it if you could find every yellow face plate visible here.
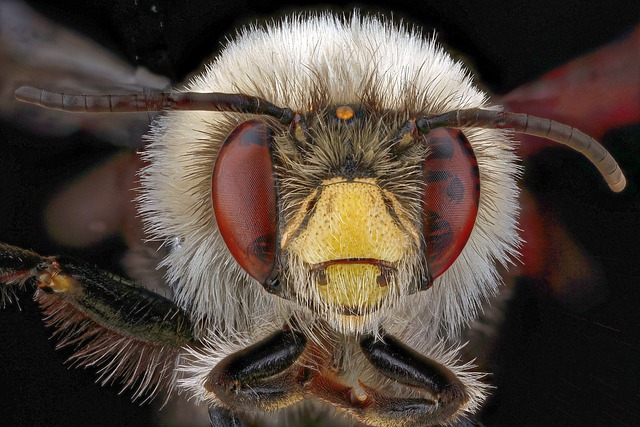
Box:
[285,178,413,312]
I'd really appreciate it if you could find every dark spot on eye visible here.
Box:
[447,177,464,203]
[456,131,475,157]
[249,234,275,261]
[425,211,453,254]
[425,170,453,183]
[231,124,270,147]
[427,137,454,159]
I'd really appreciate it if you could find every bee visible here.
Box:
[0,9,627,427]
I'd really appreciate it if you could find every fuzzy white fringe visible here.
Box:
[140,10,520,420]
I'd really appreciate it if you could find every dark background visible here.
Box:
[0,0,639,426]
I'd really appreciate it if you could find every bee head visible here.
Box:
[212,102,480,331]
[13,13,624,337]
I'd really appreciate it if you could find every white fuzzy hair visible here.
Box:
[139,11,520,419]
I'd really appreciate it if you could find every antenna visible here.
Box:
[416,109,626,193]
[14,86,294,125]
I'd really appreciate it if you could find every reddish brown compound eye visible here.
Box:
[422,128,480,283]
[212,120,277,284]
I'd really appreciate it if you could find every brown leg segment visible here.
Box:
[0,243,196,401]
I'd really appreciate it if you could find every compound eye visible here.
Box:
[422,128,480,281]
[212,120,277,284]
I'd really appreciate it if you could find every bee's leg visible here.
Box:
[0,243,196,398]
[356,333,468,426]
[205,327,309,413]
